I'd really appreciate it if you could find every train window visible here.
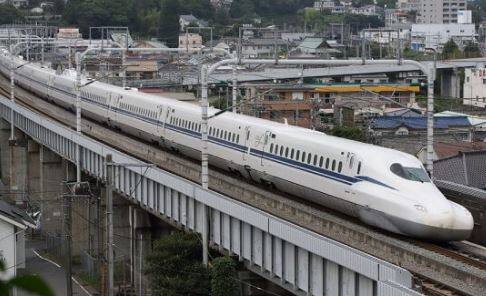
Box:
[307,154,312,164]
[296,150,300,160]
[349,156,355,169]
[198,125,201,133]
[236,135,240,143]
[313,155,317,166]
[301,152,306,162]
[232,133,235,142]
[275,145,279,154]
[319,156,324,167]
[390,163,430,182]
[357,162,362,175]
[209,127,213,135]
[224,131,228,140]
[332,160,336,171]
[290,149,294,159]
[280,146,284,156]
[338,161,343,173]
[326,158,330,169]
[270,143,274,153]
[285,147,289,158]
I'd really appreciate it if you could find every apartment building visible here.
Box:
[398,0,467,24]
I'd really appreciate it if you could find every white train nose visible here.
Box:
[450,202,474,235]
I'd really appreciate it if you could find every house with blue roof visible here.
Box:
[371,115,471,136]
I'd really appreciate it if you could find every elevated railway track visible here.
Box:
[0,75,485,296]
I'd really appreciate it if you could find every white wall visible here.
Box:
[463,68,486,108]
[0,220,16,280]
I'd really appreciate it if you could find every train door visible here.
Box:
[243,126,251,161]
[261,131,272,166]
[347,152,357,175]
[158,105,168,134]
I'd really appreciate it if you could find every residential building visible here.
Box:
[372,115,471,136]
[125,60,159,80]
[457,10,472,24]
[442,0,467,23]
[385,9,413,26]
[0,0,28,8]
[463,68,486,109]
[397,0,420,11]
[179,14,207,32]
[313,0,335,11]
[57,28,82,39]
[362,28,410,46]
[398,0,467,23]
[0,201,35,282]
[295,37,341,57]
[241,38,288,58]
[178,33,203,49]
[241,83,419,128]
[410,23,476,51]
[334,100,386,127]
[349,5,383,16]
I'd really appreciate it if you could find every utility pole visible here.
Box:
[200,65,209,266]
[106,154,114,296]
[63,181,73,296]
[232,66,237,113]
[103,155,153,294]
[63,180,92,296]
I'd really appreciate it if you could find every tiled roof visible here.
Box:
[0,200,35,227]
[371,116,471,130]
[434,150,486,190]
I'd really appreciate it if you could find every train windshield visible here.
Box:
[390,163,430,183]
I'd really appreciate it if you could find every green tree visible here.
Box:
[159,0,181,47]
[0,260,54,296]
[463,42,481,58]
[0,4,24,25]
[211,257,238,296]
[331,126,366,142]
[442,39,461,59]
[145,232,210,296]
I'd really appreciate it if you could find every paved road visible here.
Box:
[18,240,92,296]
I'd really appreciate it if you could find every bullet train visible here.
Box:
[0,48,474,241]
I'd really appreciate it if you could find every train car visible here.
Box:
[0,49,474,241]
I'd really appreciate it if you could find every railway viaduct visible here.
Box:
[0,77,485,295]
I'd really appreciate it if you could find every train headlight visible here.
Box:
[414,204,427,213]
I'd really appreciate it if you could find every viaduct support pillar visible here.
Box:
[39,146,64,236]
[440,68,461,98]
[9,128,27,205]
[0,119,11,187]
